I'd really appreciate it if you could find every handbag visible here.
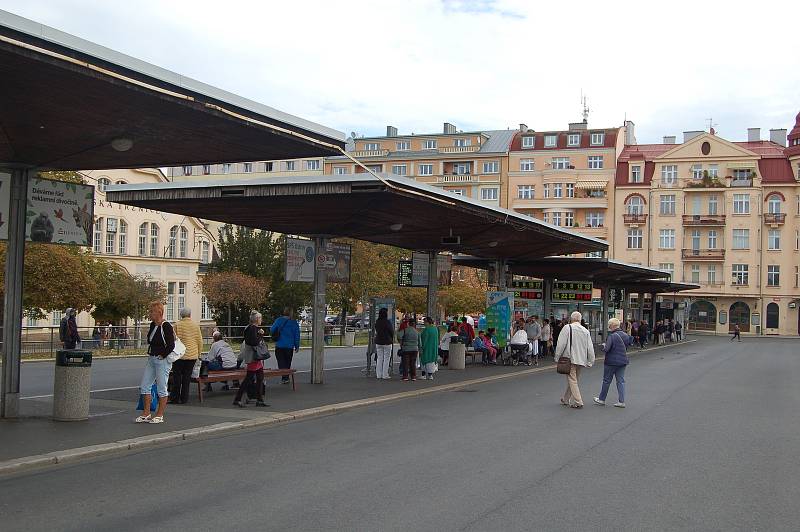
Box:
[156,323,185,364]
[253,340,271,361]
[556,325,572,375]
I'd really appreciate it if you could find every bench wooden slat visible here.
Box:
[192,368,297,402]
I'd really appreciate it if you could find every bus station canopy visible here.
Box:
[452,255,674,286]
[619,280,700,294]
[0,9,344,170]
[106,173,608,260]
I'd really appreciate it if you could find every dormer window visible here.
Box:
[364,142,380,151]
[567,134,580,146]
[544,135,557,147]
[522,136,535,148]
[591,132,605,145]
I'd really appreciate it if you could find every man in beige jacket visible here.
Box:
[171,307,203,404]
[555,311,595,408]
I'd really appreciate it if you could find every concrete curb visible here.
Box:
[0,339,695,476]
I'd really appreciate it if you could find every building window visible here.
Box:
[105,220,116,254]
[551,157,570,170]
[179,226,188,258]
[97,177,111,192]
[796,230,799,250]
[52,310,63,326]
[732,229,750,249]
[567,134,580,146]
[396,141,410,151]
[733,193,750,214]
[366,164,383,173]
[305,160,320,171]
[178,282,186,312]
[590,132,605,145]
[708,265,717,285]
[138,223,148,256]
[481,188,499,201]
[520,159,534,172]
[627,229,643,249]
[182,166,192,176]
[418,164,433,176]
[659,229,675,249]
[391,164,407,176]
[543,184,550,198]
[522,136,535,148]
[202,164,211,175]
[166,282,176,322]
[733,168,751,179]
[626,196,644,215]
[691,265,701,283]
[201,240,210,264]
[588,156,603,169]
[201,295,211,321]
[708,164,718,178]
[732,264,749,285]
[150,224,159,257]
[658,263,674,280]
[660,194,676,215]
[364,142,380,151]
[483,161,499,173]
[708,230,718,249]
[796,266,799,288]
[517,185,534,199]
[630,165,642,183]
[552,212,562,226]
[264,162,274,172]
[423,139,437,150]
[239,162,250,173]
[767,265,780,287]
[93,217,103,253]
[333,167,348,175]
[586,212,604,227]
[691,164,703,179]
[118,219,127,255]
[661,165,677,185]
[454,138,470,147]
[168,226,178,258]
[222,163,231,174]
[542,212,549,224]
[566,183,574,198]
[553,183,563,198]
[767,195,782,214]
[564,212,574,227]
[450,189,466,196]
[708,195,719,215]
[544,135,557,147]
[285,161,296,171]
[453,163,471,175]
[768,229,780,250]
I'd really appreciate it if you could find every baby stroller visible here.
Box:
[506,342,531,366]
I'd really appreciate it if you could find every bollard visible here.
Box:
[449,341,466,370]
[53,350,92,421]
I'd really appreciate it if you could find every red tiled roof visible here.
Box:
[510,128,620,151]
[733,141,786,157]
[758,158,795,183]
[617,144,675,161]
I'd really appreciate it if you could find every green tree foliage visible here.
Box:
[198,270,268,325]
[87,259,165,323]
[36,171,85,184]
[439,267,487,316]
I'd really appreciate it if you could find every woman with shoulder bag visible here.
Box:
[554,311,595,408]
[135,301,175,424]
[233,311,269,408]
[594,318,632,408]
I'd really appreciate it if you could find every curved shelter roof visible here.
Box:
[106,173,608,260]
[0,10,344,169]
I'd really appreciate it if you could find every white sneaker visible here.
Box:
[593,397,605,406]
[613,402,626,408]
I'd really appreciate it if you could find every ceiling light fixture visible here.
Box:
[390,223,403,232]
[111,137,134,152]
[488,241,498,247]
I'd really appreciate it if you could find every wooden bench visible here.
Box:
[192,368,297,403]
[465,348,479,365]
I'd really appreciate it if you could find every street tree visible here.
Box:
[198,270,268,333]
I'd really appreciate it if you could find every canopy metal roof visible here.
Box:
[0,10,344,169]
[452,255,674,286]
[619,280,700,294]
[106,173,608,260]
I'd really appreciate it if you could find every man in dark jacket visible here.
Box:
[64,308,81,349]
[594,318,632,408]
[374,308,394,379]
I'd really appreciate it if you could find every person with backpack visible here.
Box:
[271,307,301,384]
[457,316,475,344]
[594,318,633,408]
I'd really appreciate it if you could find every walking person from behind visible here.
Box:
[594,318,633,408]
[63,308,81,349]
[555,311,595,409]
[420,317,440,380]
[136,301,174,424]
[731,323,741,342]
[374,307,394,380]
[271,307,301,384]
[675,320,682,341]
[234,311,268,407]
[171,307,202,404]
[398,317,421,381]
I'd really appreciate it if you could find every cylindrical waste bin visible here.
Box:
[53,350,92,421]
[449,339,466,370]
[344,328,356,347]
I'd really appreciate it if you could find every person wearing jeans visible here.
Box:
[373,307,394,379]
[136,301,175,424]
[271,307,301,384]
[594,318,632,408]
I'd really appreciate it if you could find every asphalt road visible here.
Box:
[18,346,370,398]
[3,337,800,531]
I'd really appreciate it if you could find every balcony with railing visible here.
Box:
[764,213,786,226]
[623,213,648,225]
[682,214,726,226]
[350,149,389,157]
[436,174,480,183]
[438,145,480,154]
[681,248,726,261]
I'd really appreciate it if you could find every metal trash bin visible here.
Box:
[344,327,356,347]
[449,338,466,370]
[53,350,92,421]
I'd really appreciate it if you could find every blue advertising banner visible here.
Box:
[486,291,514,348]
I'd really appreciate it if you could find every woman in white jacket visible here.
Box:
[555,311,595,408]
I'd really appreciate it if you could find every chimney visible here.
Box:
[568,121,588,130]
[625,120,636,145]
[747,128,761,142]
[683,130,704,143]
[386,126,398,137]
[443,122,457,134]
[519,123,528,133]
[663,136,676,144]
[769,128,787,146]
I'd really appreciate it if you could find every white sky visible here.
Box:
[4,0,799,143]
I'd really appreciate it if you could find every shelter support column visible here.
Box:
[621,289,630,324]
[311,237,327,384]
[496,260,507,291]
[2,168,29,418]
[650,292,658,326]
[426,253,438,321]
[601,286,610,343]
[543,279,553,320]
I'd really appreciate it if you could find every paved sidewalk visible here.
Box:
[0,339,695,472]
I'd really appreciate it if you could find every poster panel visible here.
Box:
[410,252,452,287]
[285,237,315,282]
[325,241,352,283]
[25,177,95,245]
[486,291,514,348]
[397,260,413,287]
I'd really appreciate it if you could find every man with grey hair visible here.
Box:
[203,330,240,392]
[171,307,203,404]
[554,311,595,408]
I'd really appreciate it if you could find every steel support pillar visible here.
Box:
[543,278,553,321]
[601,286,610,343]
[650,292,658,326]
[426,253,438,322]
[2,168,29,418]
[496,260,507,291]
[311,237,327,384]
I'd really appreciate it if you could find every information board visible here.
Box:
[25,177,95,245]
[401,252,452,287]
[486,291,514,348]
[397,260,413,287]
[552,281,593,301]
[286,238,351,283]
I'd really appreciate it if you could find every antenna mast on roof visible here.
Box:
[580,90,590,124]
[705,117,717,133]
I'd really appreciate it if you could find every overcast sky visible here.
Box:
[4,0,799,143]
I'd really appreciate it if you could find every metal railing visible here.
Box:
[681,214,726,225]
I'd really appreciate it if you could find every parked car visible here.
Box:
[347,317,370,329]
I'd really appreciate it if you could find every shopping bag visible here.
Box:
[136,383,159,411]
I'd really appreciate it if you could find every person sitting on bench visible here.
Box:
[203,331,240,392]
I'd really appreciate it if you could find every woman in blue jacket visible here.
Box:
[271,307,301,384]
[594,318,632,408]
